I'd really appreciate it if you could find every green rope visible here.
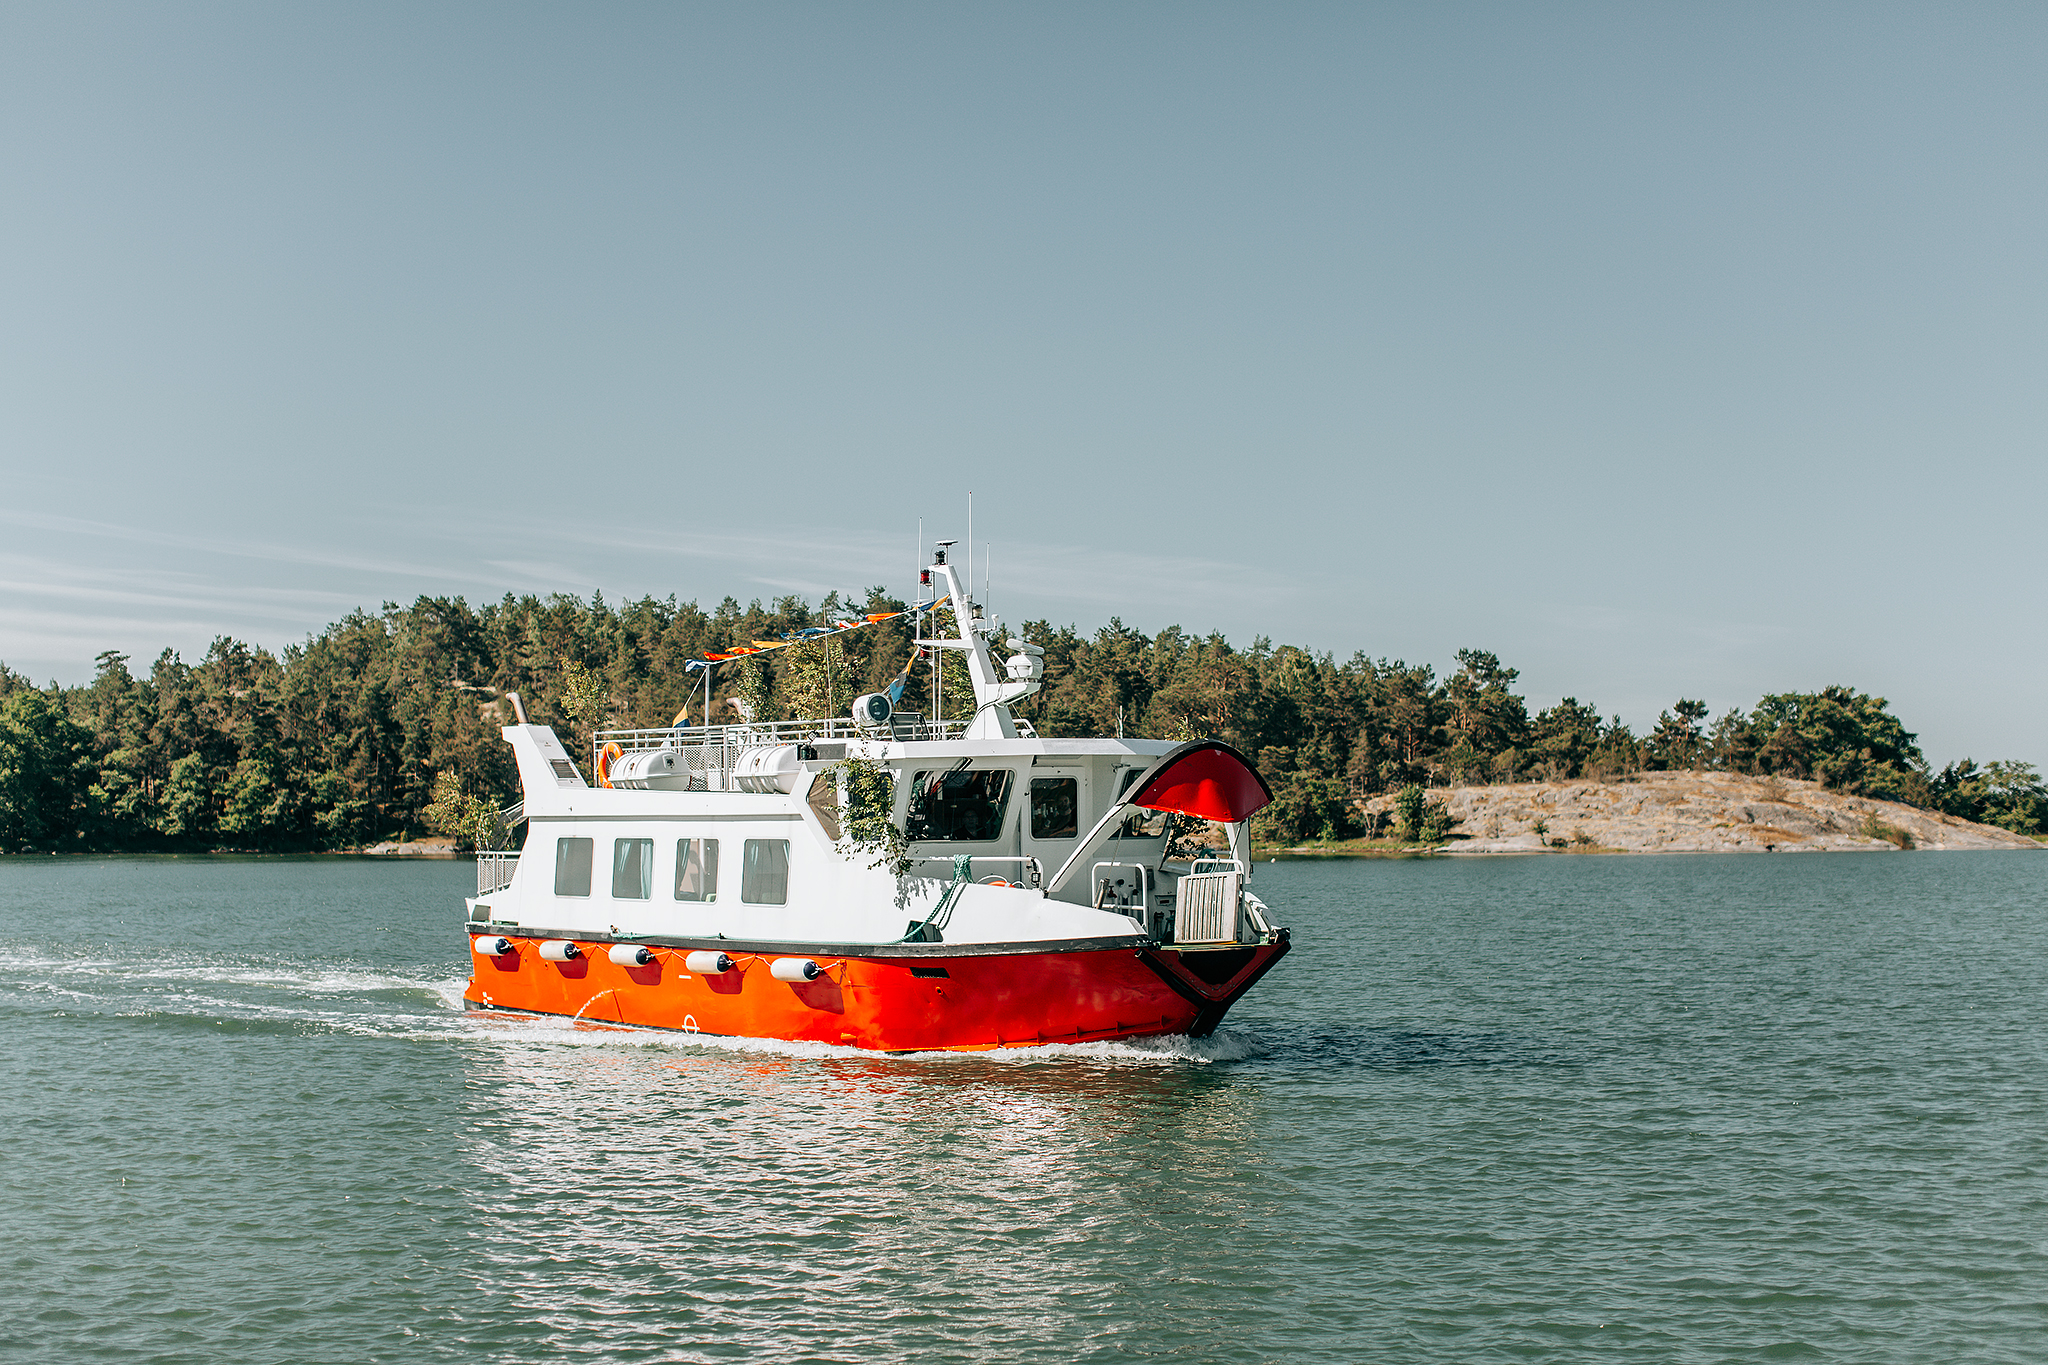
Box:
[903,854,975,942]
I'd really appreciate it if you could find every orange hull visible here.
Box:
[462,932,1289,1051]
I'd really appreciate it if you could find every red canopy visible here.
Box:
[1129,741,1273,823]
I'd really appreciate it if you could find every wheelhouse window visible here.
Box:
[554,837,593,896]
[612,838,653,899]
[1114,808,1173,839]
[741,839,789,904]
[674,838,719,902]
[1110,768,1169,838]
[907,768,1015,842]
[1030,777,1078,839]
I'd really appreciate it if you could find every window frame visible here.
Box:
[611,837,654,899]
[905,767,1017,843]
[553,836,594,897]
[673,837,720,902]
[740,838,790,905]
[1029,776,1080,840]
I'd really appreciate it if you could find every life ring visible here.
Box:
[979,876,1012,887]
[596,741,623,788]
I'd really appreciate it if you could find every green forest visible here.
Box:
[1,589,2043,854]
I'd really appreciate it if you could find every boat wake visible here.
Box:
[2,945,471,1039]
[8,944,1267,1063]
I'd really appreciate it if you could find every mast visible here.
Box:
[923,539,1040,738]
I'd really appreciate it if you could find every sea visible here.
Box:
[2,850,2043,1364]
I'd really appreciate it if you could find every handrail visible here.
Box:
[1241,889,1275,938]
[1091,860,1151,911]
[910,855,1043,888]
[475,850,520,896]
[1189,857,1246,876]
[593,713,1031,759]
[596,716,969,752]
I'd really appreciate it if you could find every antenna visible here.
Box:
[966,492,973,607]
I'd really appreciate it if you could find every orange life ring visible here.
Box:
[597,741,623,788]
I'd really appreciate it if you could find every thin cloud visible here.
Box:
[0,571,357,621]
[0,507,511,587]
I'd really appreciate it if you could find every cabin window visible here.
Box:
[1110,768,1169,838]
[674,838,719,902]
[741,839,789,904]
[906,768,1015,842]
[611,838,653,899]
[553,837,594,896]
[1030,778,1078,839]
[806,772,841,840]
[1115,808,1172,838]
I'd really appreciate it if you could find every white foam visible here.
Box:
[6,946,476,1041]
[459,1009,1266,1066]
[135,963,454,996]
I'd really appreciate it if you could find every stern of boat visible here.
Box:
[1137,860,1288,1035]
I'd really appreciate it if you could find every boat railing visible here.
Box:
[910,855,1044,888]
[476,851,520,896]
[592,712,1037,787]
[1092,860,1152,912]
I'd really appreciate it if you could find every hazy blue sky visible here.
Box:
[4,4,2044,765]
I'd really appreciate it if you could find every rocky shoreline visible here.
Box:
[1357,771,2039,855]
[349,836,461,857]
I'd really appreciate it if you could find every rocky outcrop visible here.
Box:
[353,836,461,857]
[1360,771,2039,854]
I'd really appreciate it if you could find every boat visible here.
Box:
[460,539,1290,1051]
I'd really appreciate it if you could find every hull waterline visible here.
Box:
[463,931,1290,1052]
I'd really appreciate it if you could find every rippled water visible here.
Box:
[4,851,2045,1363]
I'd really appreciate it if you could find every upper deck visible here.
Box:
[588,714,1188,790]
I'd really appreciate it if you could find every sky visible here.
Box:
[2,3,2044,767]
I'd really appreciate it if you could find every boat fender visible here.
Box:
[685,951,735,974]
[539,940,582,961]
[608,944,653,967]
[473,935,513,956]
[596,741,623,788]
[770,957,822,983]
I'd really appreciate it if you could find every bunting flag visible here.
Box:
[683,599,948,674]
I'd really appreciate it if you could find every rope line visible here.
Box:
[902,854,974,942]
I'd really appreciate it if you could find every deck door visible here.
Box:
[1021,767,1087,891]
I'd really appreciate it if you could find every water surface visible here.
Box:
[3,851,2043,1362]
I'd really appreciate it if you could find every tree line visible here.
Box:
[0,591,2041,853]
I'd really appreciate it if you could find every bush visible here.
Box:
[423,771,506,851]
[1393,784,1459,843]
[1860,809,1914,850]
[1253,769,1360,843]
[829,756,911,875]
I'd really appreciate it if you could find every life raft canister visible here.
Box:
[596,741,624,788]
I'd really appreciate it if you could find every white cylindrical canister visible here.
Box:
[732,744,802,793]
[608,943,653,966]
[472,935,513,956]
[539,940,581,962]
[770,957,822,983]
[685,951,734,975]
